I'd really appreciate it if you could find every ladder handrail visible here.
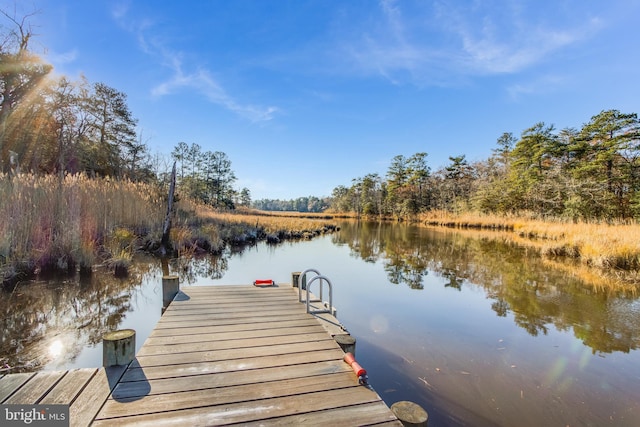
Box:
[306,275,333,316]
[298,268,322,303]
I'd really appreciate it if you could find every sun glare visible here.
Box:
[48,339,64,359]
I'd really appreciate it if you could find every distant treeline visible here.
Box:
[330,109,640,221]
[252,196,330,213]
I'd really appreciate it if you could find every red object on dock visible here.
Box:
[343,352,366,377]
[253,279,275,287]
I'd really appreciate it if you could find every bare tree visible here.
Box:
[0,6,52,171]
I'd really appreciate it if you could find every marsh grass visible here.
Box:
[420,210,640,287]
[196,207,339,244]
[0,175,339,286]
[0,173,165,284]
[3,172,638,291]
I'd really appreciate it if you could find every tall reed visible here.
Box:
[0,173,165,278]
[195,207,338,239]
[419,210,640,276]
[0,175,339,285]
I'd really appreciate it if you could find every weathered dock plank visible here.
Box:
[132,339,340,368]
[110,359,352,400]
[98,373,356,418]
[123,348,346,382]
[261,401,402,426]
[40,368,97,405]
[136,330,333,357]
[94,387,389,426]
[1,284,402,426]
[0,372,34,402]
[0,367,125,427]
[147,316,320,339]
[152,312,311,329]
[68,366,126,427]
[161,302,307,316]
[3,371,66,404]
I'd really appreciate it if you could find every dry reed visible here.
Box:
[194,207,339,243]
[420,210,640,278]
[0,173,165,282]
[0,175,339,286]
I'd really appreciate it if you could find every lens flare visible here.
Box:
[370,315,389,334]
[545,356,568,386]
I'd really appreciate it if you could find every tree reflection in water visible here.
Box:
[0,233,256,373]
[0,250,235,373]
[3,223,638,425]
[334,220,640,355]
[0,263,145,372]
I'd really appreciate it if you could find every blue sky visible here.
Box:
[9,0,640,200]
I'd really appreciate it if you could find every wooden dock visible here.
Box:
[1,284,402,426]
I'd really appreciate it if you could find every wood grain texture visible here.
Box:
[1,284,401,426]
[95,285,400,425]
[0,372,34,403]
[39,368,97,404]
[3,371,65,404]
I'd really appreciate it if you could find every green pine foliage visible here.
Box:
[331,109,640,222]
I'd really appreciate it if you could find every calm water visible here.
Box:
[2,221,639,426]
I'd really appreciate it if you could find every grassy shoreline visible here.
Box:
[2,173,639,291]
[1,174,166,285]
[0,174,338,288]
[418,210,640,289]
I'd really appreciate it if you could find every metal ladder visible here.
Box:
[297,268,334,316]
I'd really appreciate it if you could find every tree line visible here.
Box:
[252,196,330,212]
[0,9,245,209]
[330,109,640,221]
[5,10,639,220]
[170,141,252,209]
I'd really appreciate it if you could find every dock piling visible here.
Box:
[102,329,136,367]
[292,271,301,288]
[162,275,180,309]
[334,333,356,355]
[391,401,429,426]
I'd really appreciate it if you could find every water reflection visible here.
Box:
[0,241,266,373]
[0,259,159,373]
[4,222,639,362]
[171,254,229,284]
[2,221,639,425]
[334,221,640,355]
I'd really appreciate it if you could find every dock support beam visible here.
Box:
[162,275,180,309]
[103,329,136,367]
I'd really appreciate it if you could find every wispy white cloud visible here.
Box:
[45,48,78,66]
[346,0,436,85]
[506,74,567,101]
[110,3,279,123]
[151,59,279,122]
[342,0,603,86]
[110,0,130,20]
[452,12,602,74]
